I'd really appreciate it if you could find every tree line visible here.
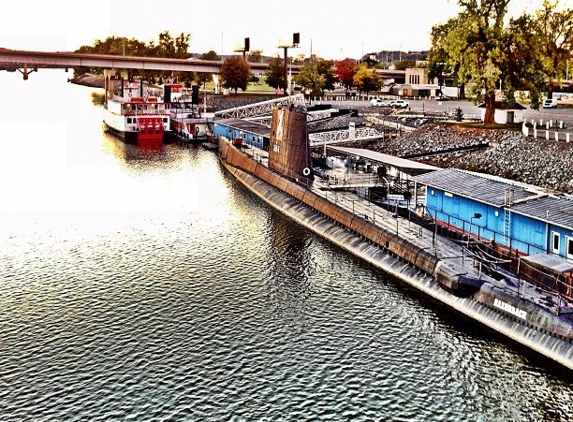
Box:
[75,0,571,124]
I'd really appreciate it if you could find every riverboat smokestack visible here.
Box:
[269,104,313,183]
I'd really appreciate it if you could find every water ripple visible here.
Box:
[0,74,572,420]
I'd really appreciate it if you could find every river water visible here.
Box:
[0,70,571,421]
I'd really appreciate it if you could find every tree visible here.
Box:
[393,60,417,71]
[429,0,512,125]
[220,56,250,93]
[197,50,220,88]
[75,36,148,76]
[294,62,326,96]
[248,50,263,63]
[315,59,336,91]
[265,57,286,91]
[531,1,573,98]
[155,31,192,59]
[334,58,357,89]
[501,14,547,108]
[352,64,382,94]
[201,50,220,61]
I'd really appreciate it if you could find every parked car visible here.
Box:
[542,98,558,108]
[370,98,389,107]
[389,99,409,108]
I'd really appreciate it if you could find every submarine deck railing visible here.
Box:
[237,142,572,315]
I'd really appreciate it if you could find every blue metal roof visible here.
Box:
[412,168,540,207]
[413,168,573,231]
[511,195,573,231]
[214,118,271,137]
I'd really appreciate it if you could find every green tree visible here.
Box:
[501,14,547,108]
[154,30,192,59]
[334,58,357,89]
[531,1,573,98]
[201,50,220,61]
[352,64,382,93]
[393,60,416,71]
[265,57,286,91]
[221,56,250,93]
[196,50,220,88]
[430,0,512,125]
[315,59,336,91]
[294,62,326,96]
[248,50,263,63]
[75,36,148,76]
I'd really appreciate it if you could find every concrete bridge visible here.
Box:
[0,48,298,80]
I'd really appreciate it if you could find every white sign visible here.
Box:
[493,298,527,320]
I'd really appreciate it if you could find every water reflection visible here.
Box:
[0,70,572,421]
[266,213,315,330]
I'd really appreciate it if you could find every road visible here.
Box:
[326,98,573,131]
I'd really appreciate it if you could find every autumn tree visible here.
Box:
[221,56,250,93]
[353,64,382,93]
[334,58,357,89]
[265,57,286,91]
[294,62,326,96]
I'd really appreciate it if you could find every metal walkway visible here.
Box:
[309,126,383,147]
[214,94,306,119]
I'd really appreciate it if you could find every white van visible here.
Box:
[543,98,558,108]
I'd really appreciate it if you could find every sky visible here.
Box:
[1,0,550,60]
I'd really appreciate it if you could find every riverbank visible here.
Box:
[369,123,573,194]
[70,74,573,194]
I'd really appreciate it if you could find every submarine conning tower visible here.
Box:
[269,103,314,183]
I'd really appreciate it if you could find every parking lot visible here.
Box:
[325,97,573,133]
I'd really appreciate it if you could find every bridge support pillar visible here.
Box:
[17,63,37,80]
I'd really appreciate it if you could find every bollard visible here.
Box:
[533,128,537,138]
[560,121,564,129]
[523,126,529,137]
[546,130,550,140]
[540,119,543,126]
[555,132,559,142]
[546,121,550,129]
[567,133,570,143]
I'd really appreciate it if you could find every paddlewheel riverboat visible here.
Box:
[103,73,170,147]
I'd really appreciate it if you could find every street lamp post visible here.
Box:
[278,33,299,96]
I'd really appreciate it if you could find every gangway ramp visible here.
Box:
[309,126,382,147]
[214,94,305,119]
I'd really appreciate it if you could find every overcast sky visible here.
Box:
[1,0,549,60]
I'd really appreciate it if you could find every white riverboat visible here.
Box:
[103,81,170,147]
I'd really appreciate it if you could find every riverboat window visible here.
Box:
[163,118,168,123]
[567,237,573,260]
[127,118,133,124]
[551,231,560,254]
